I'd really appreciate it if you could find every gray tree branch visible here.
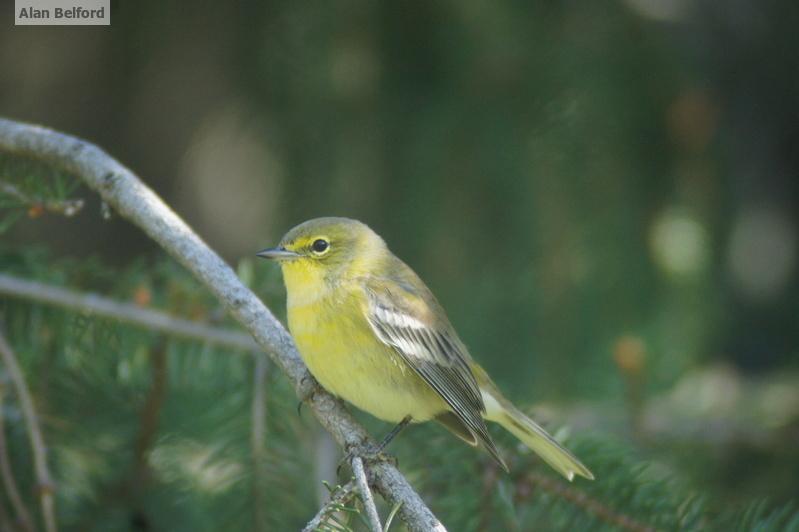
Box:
[0,117,447,532]
[353,456,383,532]
[0,273,259,353]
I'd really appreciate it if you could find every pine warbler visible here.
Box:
[257,217,593,481]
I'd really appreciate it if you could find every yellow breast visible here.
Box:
[282,263,446,423]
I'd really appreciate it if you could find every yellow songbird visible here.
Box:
[257,217,593,481]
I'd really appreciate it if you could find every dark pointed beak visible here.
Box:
[256,247,300,260]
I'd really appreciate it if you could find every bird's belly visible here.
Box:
[289,302,447,423]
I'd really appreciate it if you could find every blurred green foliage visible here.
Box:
[0,249,797,530]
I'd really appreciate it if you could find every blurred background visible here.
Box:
[1,1,798,531]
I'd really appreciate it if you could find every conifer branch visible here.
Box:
[0,177,84,217]
[521,472,657,532]
[0,117,447,532]
[302,481,357,532]
[0,332,57,532]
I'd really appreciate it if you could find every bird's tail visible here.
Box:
[481,388,594,481]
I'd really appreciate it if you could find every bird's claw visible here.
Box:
[337,442,398,477]
[296,375,319,416]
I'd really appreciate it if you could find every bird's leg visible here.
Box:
[338,416,412,476]
[374,415,412,454]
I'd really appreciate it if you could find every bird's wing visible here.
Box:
[363,278,507,469]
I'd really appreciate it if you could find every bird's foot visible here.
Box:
[337,441,398,476]
[296,374,320,416]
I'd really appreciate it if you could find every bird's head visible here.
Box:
[257,217,387,281]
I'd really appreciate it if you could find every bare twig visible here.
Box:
[251,353,269,532]
[132,341,168,487]
[0,117,446,531]
[0,332,57,532]
[302,481,357,532]
[0,177,84,217]
[0,382,35,532]
[0,273,259,353]
[123,340,168,530]
[353,456,382,532]
[522,472,657,532]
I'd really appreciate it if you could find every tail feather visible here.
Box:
[483,392,594,481]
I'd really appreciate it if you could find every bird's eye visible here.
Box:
[311,239,329,254]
